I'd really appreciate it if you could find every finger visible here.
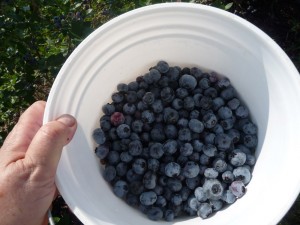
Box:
[1,101,46,153]
[25,114,77,173]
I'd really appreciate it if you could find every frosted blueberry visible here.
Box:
[197,203,213,219]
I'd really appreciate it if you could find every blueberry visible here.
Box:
[158,76,169,88]
[161,87,175,103]
[213,158,228,173]
[228,150,247,166]
[180,186,192,201]
[177,118,189,128]
[185,176,201,190]
[147,158,160,172]
[113,180,128,198]
[163,140,178,155]
[199,153,210,166]
[166,67,180,81]
[188,197,201,211]
[132,158,147,175]
[198,78,210,89]
[107,151,120,165]
[233,166,252,184]
[172,98,183,110]
[126,91,138,103]
[140,191,157,206]
[128,140,143,156]
[100,116,111,131]
[142,92,155,105]
[229,180,246,198]
[147,207,163,221]
[180,143,193,156]
[164,209,175,221]
[210,199,223,211]
[242,121,257,135]
[149,143,164,159]
[193,93,203,107]
[129,181,144,195]
[190,109,200,119]
[192,140,204,152]
[164,124,178,139]
[204,168,219,179]
[155,195,167,207]
[199,96,213,110]
[243,134,258,148]
[202,112,217,128]
[165,162,181,177]
[116,162,128,177]
[167,178,183,192]
[217,77,231,88]
[245,154,256,166]
[220,86,236,100]
[156,60,169,73]
[222,190,236,204]
[141,110,155,124]
[126,194,139,207]
[204,132,216,144]
[203,179,224,200]
[215,133,232,151]
[227,129,240,143]
[131,120,143,133]
[123,103,136,115]
[93,128,106,144]
[182,161,200,178]
[183,96,195,111]
[178,128,192,142]
[197,202,213,219]
[171,193,183,206]
[188,119,204,133]
[117,83,128,92]
[220,117,235,130]
[190,67,203,79]
[95,145,109,159]
[143,171,157,189]
[218,106,233,119]
[176,88,189,99]
[179,74,197,90]
[102,103,115,115]
[120,151,133,163]
[163,107,179,124]
[202,144,217,157]
[151,125,166,142]
[235,105,249,118]
[143,72,154,84]
[212,97,225,111]
[103,165,116,182]
[111,92,124,103]
[204,87,218,98]
[149,68,162,82]
[227,98,240,110]
[151,99,164,113]
[194,187,208,202]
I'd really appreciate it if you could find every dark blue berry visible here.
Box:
[163,140,178,155]
[172,98,183,110]
[183,96,195,111]
[116,162,128,177]
[164,209,175,221]
[179,74,197,90]
[194,187,208,202]
[92,128,106,144]
[180,143,193,156]
[156,60,169,73]
[140,191,157,206]
[202,144,217,157]
[178,128,192,142]
[95,145,109,159]
[222,170,235,183]
[213,158,228,173]
[182,161,200,178]
[215,133,232,151]
[103,165,116,182]
[120,151,133,163]
[167,178,182,192]
[199,96,213,110]
[220,86,236,100]
[163,107,179,124]
[128,140,143,156]
[198,78,210,89]
[204,168,219,178]
[149,143,164,159]
[147,207,163,221]
[113,180,128,198]
[243,134,258,148]
[164,162,181,177]
[197,203,213,219]
[171,193,183,206]
[218,106,233,119]
[148,158,160,172]
[217,77,231,88]
[142,92,155,105]
[111,92,124,103]
[233,166,252,184]
[176,88,189,99]
[227,98,240,110]
[128,81,139,91]
[132,158,147,175]
[166,67,180,81]
[141,110,155,124]
[212,97,225,111]
[151,99,163,113]
[242,121,257,134]
[160,87,175,103]
[203,178,223,200]
[123,103,136,115]
[102,103,115,115]
[188,119,204,133]
[116,124,131,138]
[117,83,128,92]
[143,171,157,189]
[164,124,178,139]
[131,120,143,133]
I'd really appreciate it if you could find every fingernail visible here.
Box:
[57,114,76,127]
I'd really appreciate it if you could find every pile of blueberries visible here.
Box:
[93,61,258,221]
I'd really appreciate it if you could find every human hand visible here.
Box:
[0,101,77,225]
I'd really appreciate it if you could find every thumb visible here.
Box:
[25,114,77,173]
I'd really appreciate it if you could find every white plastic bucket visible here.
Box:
[44,3,300,225]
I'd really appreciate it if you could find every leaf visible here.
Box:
[224,2,233,10]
